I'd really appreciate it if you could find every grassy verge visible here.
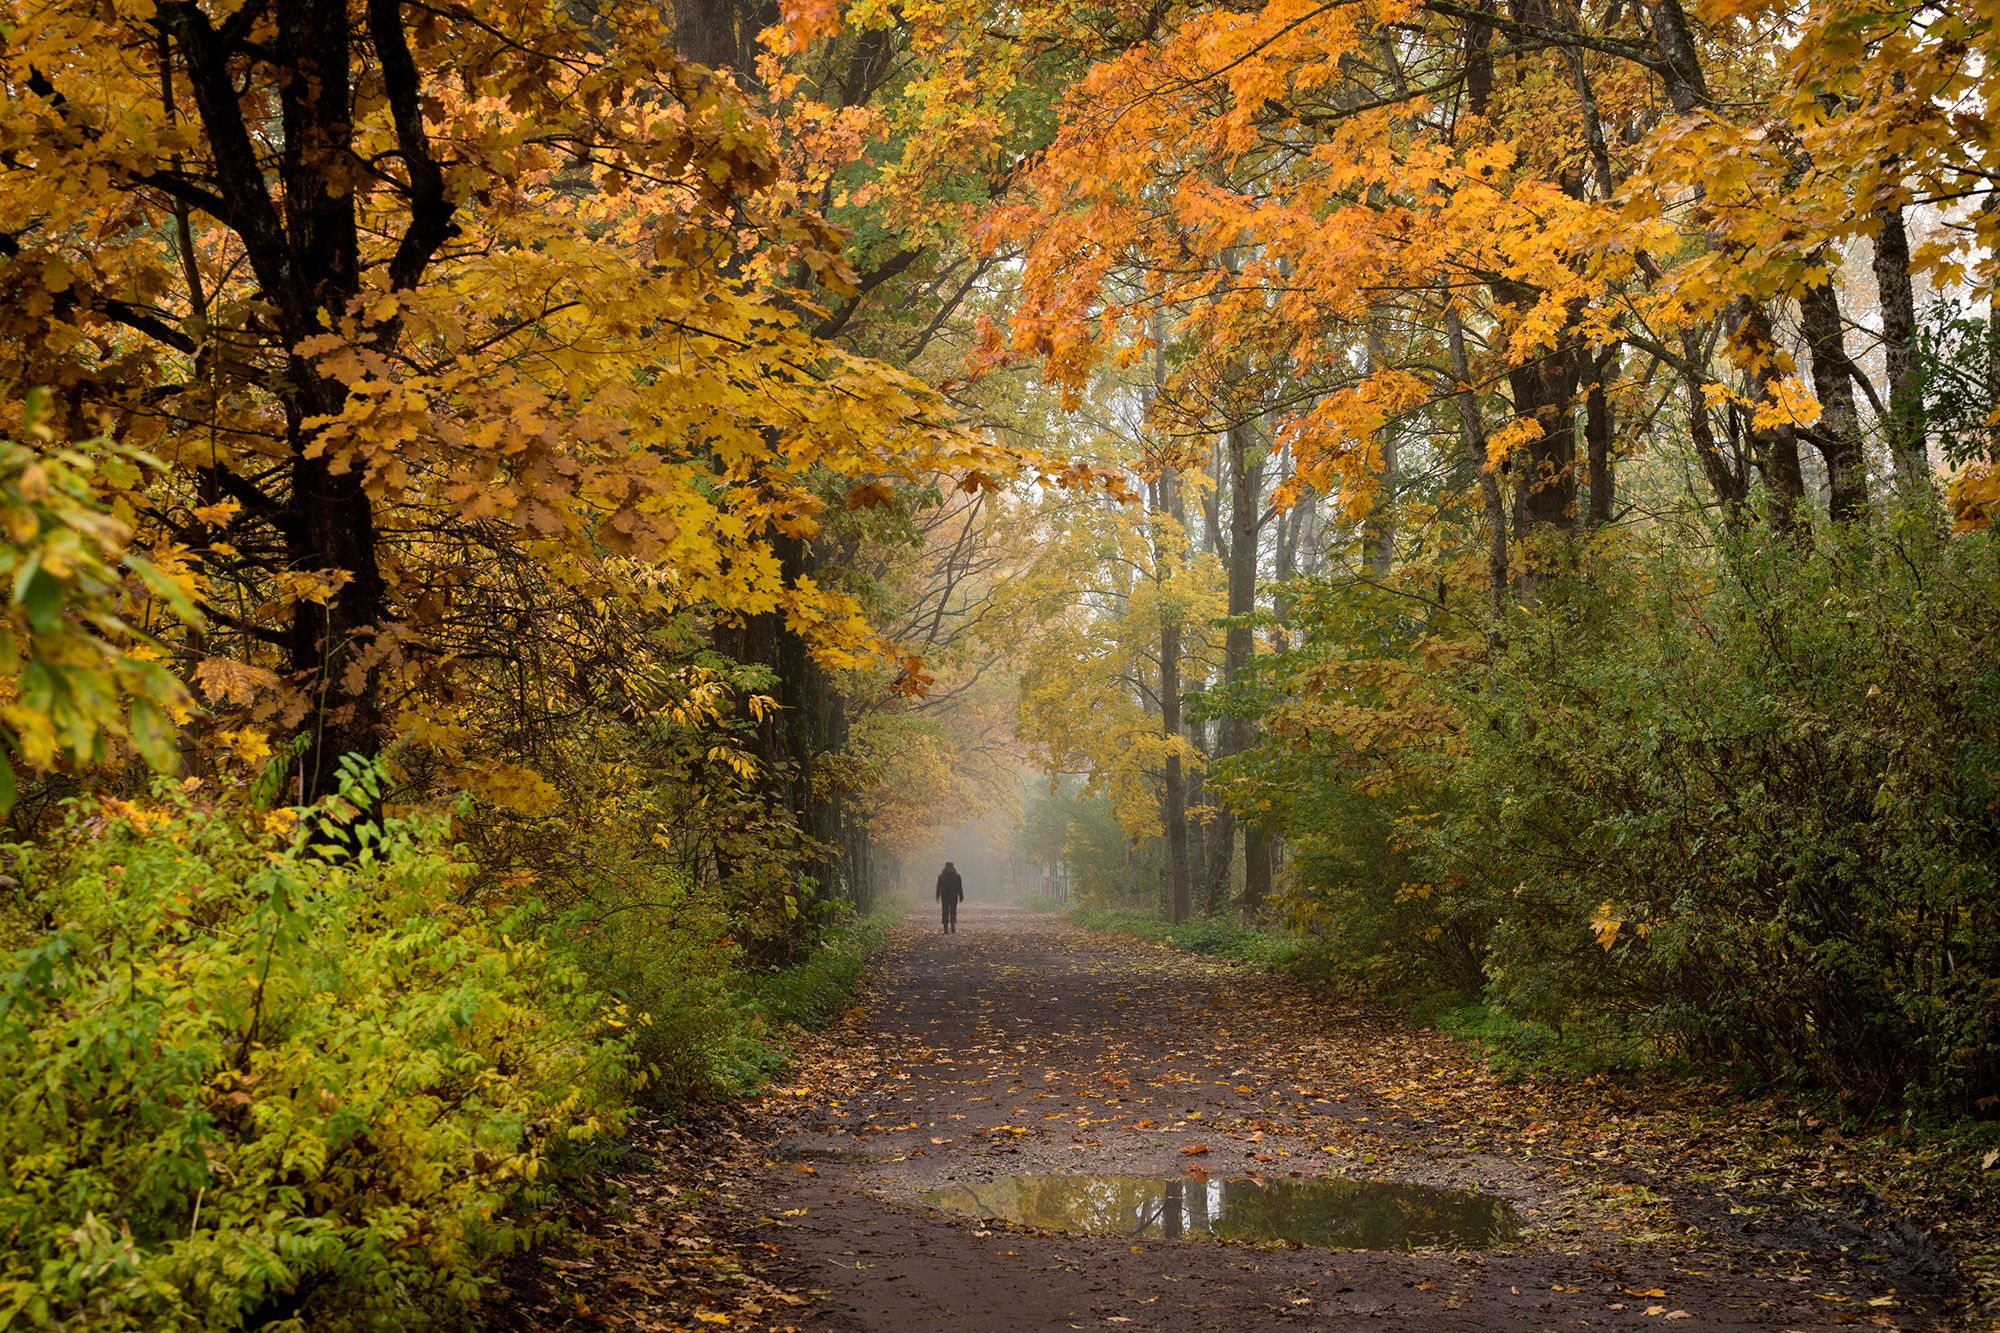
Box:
[1064,904,1323,975]
[1423,999,1680,1082]
[484,911,892,1326]
[690,913,893,1106]
[748,914,887,1028]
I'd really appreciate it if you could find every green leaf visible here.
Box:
[20,570,62,635]
[125,555,204,628]
[11,549,43,608]
[129,697,177,773]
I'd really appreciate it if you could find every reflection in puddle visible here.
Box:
[919,1174,1517,1250]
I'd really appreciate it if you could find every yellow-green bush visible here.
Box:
[558,865,891,1105]
[0,781,638,1330]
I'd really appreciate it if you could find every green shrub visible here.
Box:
[1434,520,2000,1115]
[555,868,769,1107]
[1432,1002,1664,1081]
[0,781,637,1331]
[556,861,889,1106]
[1215,576,1491,1001]
[1224,517,2000,1113]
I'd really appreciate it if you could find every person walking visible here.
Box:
[935,861,964,934]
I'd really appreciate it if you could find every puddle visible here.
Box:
[919,1174,1518,1250]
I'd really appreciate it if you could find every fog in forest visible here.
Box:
[898,795,1040,906]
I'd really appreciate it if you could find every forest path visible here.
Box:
[722,904,1955,1332]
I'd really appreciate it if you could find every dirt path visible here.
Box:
[720,905,1958,1332]
[492,904,1969,1331]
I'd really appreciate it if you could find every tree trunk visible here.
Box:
[670,0,777,75]
[1989,281,2000,457]
[1444,309,1509,628]
[1682,328,1750,521]
[712,531,851,925]
[1584,348,1617,528]
[1242,829,1272,918]
[1185,730,1211,893]
[288,454,389,802]
[1871,205,1930,494]
[1648,0,1712,114]
[1363,319,1398,576]
[1728,298,1807,528]
[1155,472,1192,924]
[1201,421,1264,912]
[1493,282,1582,537]
[177,0,397,804]
[1797,278,1871,523]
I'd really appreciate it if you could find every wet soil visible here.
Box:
[730,905,1963,1332]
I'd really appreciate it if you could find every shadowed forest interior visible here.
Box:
[0,0,1997,1324]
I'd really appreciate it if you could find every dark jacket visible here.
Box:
[936,866,964,902]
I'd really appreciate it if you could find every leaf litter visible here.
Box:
[491,905,1990,1330]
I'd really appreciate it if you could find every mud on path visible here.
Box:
[721,904,1959,1332]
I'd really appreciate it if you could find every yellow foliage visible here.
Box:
[464,762,563,817]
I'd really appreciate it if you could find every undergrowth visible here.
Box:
[1427,1002,1675,1082]
[0,773,889,1331]
[712,914,889,1098]
[0,783,638,1331]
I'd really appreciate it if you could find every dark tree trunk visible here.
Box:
[1184,730,1211,894]
[157,0,471,804]
[1491,282,1582,539]
[1242,829,1272,917]
[1463,0,1495,118]
[1728,299,1807,528]
[713,531,849,918]
[1201,422,1264,912]
[1797,279,1871,523]
[1509,345,1580,531]
[1584,348,1617,528]
[1682,328,1751,521]
[1648,0,1713,114]
[279,0,383,802]
[1871,206,1930,494]
[670,0,778,76]
[1989,283,2000,457]
[1155,468,1193,925]
[1444,309,1509,627]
